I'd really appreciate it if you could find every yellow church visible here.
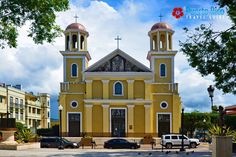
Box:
[59,21,182,137]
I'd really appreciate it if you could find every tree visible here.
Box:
[0,0,69,48]
[179,0,236,94]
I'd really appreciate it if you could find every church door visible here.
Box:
[111,109,126,137]
[157,113,171,137]
[68,113,81,137]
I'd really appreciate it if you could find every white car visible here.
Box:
[161,134,200,149]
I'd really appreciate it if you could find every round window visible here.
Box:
[160,102,168,109]
[71,101,78,108]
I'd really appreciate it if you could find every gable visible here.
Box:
[86,49,151,72]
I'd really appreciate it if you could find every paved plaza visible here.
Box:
[0,144,236,157]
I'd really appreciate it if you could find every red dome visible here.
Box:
[66,23,86,31]
[151,22,172,31]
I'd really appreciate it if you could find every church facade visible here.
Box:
[59,22,182,137]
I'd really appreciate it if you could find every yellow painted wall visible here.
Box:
[60,93,85,133]
[92,105,103,135]
[134,81,145,99]
[134,105,145,135]
[172,94,181,133]
[154,58,172,83]
[66,58,83,82]
[92,81,103,99]
[152,95,173,133]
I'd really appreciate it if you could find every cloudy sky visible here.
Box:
[0,0,235,119]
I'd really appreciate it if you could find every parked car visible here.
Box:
[40,137,79,148]
[104,139,140,149]
[161,134,200,149]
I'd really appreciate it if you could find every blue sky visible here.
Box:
[0,0,235,119]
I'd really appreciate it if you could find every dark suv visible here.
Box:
[40,137,79,148]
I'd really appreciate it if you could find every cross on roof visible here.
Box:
[159,14,163,22]
[74,14,79,23]
[114,35,122,49]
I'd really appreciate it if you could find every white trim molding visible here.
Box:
[102,104,109,108]
[85,104,93,108]
[109,107,127,135]
[71,63,78,78]
[160,101,168,109]
[84,99,152,104]
[156,112,172,134]
[70,100,78,108]
[67,112,82,133]
[159,63,167,78]
[127,80,134,84]
[102,80,110,84]
[113,81,124,96]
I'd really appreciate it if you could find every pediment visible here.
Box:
[85,49,151,72]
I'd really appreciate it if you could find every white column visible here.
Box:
[166,32,169,50]
[69,32,72,51]
[77,31,80,51]
[127,104,134,135]
[85,104,93,134]
[102,104,109,136]
[144,104,151,133]
[157,31,160,51]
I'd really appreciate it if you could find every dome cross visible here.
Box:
[159,14,163,22]
[74,14,79,23]
[114,35,122,49]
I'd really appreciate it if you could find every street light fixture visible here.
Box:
[207,85,214,110]
[180,107,185,152]
[58,104,64,150]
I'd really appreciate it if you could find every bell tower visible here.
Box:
[60,22,91,82]
[147,22,177,83]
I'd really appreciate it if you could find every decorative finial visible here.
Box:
[114,35,122,49]
[159,14,163,22]
[74,14,79,23]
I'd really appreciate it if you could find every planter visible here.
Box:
[0,128,17,145]
[212,136,232,157]
[233,143,236,153]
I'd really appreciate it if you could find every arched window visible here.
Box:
[71,63,78,77]
[66,35,70,50]
[72,34,77,49]
[71,101,78,108]
[80,35,84,50]
[152,35,157,50]
[160,34,165,49]
[160,64,166,77]
[113,81,123,96]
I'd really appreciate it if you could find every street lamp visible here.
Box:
[203,119,206,142]
[180,108,185,152]
[207,85,214,110]
[58,104,64,150]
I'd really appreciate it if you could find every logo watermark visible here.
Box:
[172,6,227,20]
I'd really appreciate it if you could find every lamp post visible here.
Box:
[180,108,185,152]
[203,119,206,142]
[207,85,225,134]
[207,85,214,110]
[58,104,64,150]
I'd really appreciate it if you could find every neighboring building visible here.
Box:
[225,105,236,115]
[59,21,182,137]
[0,84,50,129]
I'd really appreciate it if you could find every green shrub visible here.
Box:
[16,128,35,143]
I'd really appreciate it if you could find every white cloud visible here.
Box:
[0,0,235,116]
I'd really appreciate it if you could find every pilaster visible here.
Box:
[85,104,93,135]
[102,80,109,99]
[102,104,109,136]
[127,80,134,99]
[144,80,152,100]
[85,80,93,99]
[144,104,151,133]
[127,104,134,135]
